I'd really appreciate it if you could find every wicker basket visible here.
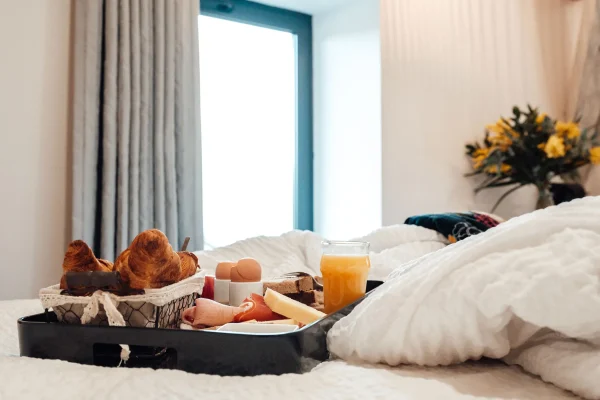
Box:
[39,272,204,329]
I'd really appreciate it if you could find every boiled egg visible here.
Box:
[230,258,262,282]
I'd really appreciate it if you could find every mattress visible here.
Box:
[0,299,579,399]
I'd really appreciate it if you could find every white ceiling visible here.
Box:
[254,0,351,15]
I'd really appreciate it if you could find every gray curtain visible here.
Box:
[71,0,203,260]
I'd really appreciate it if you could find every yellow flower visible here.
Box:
[489,133,512,150]
[568,127,581,139]
[535,113,547,125]
[544,135,566,158]
[555,121,580,139]
[485,164,512,174]
[471,148,489,169]
[590,147,600,164]
[486,119,517,136]
[486,119,516,150]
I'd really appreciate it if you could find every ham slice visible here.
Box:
[182,298,248,328]
[233,293,284,322]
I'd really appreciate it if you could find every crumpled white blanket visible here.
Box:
[0,216,587,399]
[194,225,447,281]
[328,196,600,400]
[0,301,577,400]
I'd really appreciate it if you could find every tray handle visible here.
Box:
[93,343,177,369]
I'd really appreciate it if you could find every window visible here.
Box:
[199,0,313,249]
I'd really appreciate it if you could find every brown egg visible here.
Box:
[230,258,262,282]
[215,262,236,280]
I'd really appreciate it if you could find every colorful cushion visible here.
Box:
[404,212,501,243]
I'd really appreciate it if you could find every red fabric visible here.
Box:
[201,276,215,300]
[233,293,284,322]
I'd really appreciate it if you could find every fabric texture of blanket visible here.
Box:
[329,196,600,400]
[0,300,577,399]
[3,200,598,398]
[193,224,448,281]
[405,211,502,243]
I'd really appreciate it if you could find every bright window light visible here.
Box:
[198,16,296,249]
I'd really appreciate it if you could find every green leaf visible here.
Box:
[512,106,520,118]
[475,180,518,193]
[474,175,506,192]
[501,117,512,128]
[490,184,527,213]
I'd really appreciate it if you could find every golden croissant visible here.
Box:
[114,229,182,289]
[178,251,199,281]
[60,240,114,289]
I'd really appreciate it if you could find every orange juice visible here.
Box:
[320,254,370,314]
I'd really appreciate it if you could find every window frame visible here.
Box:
[199,0,313,231]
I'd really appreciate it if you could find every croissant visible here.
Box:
[178,251,199,281]
[114,229,181,289]
[60,240,114,289]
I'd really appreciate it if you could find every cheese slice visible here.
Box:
[264,288,326,325]
[257,318,299,325]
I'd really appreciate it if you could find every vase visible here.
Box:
[549,183,586,205]
[536,184,554,210]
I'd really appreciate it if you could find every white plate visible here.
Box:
[180,323,195,330]
[217,323,298,334]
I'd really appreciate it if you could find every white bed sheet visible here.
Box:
[0,299,579,399]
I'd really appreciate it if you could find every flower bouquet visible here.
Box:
[466,105,600,211]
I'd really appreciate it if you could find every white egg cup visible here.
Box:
[228,281,263,307]
[214,278,231,304]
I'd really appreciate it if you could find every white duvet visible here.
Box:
[1,199,597,399]
[194,224,447,281]
[0,302,577,399]
[329,196,600,399]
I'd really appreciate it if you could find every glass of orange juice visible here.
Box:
[320,240,370,314]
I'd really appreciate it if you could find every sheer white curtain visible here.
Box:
[71,0,203,260]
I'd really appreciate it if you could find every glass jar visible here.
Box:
[320,240,370,314]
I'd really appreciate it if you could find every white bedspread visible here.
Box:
[0,301,578,399]
[0,212,590,399]
[329,197,600,400]
[194,224,447,281]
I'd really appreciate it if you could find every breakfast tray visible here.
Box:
[18,280,383,376]
[38,273,205,329]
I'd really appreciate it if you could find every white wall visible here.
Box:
[313,0,382,239]
[380,0,590,225]
[0,0,72,299]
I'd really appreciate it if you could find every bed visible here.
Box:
[3,198,599,399]
[0,301,577,399]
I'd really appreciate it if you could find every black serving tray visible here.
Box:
[18,280,383,376]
